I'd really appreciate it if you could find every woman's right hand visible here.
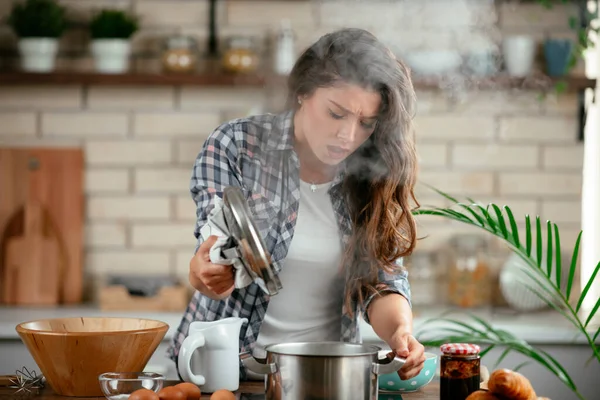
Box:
[189,235,235,300]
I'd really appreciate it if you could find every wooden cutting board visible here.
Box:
[0,147,83,304]
[2,201,62,305]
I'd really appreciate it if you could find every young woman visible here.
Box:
[169,27,426,382]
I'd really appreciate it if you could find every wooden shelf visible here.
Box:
[0,70,277,87]
[0,70,594,92]
[413,74,596,92]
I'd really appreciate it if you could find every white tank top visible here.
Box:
[252,179,345,360]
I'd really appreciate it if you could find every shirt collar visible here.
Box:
[266,110,295,152]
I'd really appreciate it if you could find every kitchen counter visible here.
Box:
[0,304,597,345]
[0,380,441,399]
[0,305,185,341]
[1,304,599,400]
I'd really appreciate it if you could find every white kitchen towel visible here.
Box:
[199,196,254,289]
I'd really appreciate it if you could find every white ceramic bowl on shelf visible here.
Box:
[500,252,559,312]
[403,50,462,76]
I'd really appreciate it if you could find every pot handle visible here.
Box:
[240,352,278,375]
[372,350,406,375]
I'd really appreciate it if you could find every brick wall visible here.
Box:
[0,0,585,290]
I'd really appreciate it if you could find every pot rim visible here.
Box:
[263,341,383,357]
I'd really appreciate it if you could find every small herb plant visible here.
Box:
[89,9,139,40]
[7,0,67,38]
[536,0,599,94]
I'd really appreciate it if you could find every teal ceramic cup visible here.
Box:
[378,352,438,393]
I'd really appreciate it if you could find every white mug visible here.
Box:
[177,317,248,393]
[502,35,536,77]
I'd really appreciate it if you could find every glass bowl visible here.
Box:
[99,372,165,399]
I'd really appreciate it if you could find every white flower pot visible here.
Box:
[91,39,131,74]
[18,38,59,73]
[502,35,536,78]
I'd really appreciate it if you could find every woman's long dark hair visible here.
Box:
[286,28,419,315]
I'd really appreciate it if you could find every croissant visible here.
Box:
[466,390,498,399]
[487,369,537,400]
[466,390,551,400]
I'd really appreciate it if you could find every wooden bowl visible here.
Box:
[15,317,169,397]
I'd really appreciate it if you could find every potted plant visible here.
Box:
[536,0,599,92]
[413,188,600,400]
[89,9,139,74]
[7,0,67,73]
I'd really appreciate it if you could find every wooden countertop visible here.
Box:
[0,379,441,399]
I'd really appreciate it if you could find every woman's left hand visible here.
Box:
[387,331,426,380]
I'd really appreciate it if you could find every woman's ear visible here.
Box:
[298,93,311,104]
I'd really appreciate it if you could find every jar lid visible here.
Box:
[440,343,481,355]
[164,35,197,50]
[227,35,256,49]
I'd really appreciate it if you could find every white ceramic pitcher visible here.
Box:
[178,317,248,393]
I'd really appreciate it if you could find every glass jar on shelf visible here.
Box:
[404,250,443,307]
[447,234,491,308]
[221,36,260,74]
[161,35,198,74]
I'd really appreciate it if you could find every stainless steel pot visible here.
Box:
[241,342,405,400]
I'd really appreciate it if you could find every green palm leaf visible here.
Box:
[536,216,543,268]
[504,205,521,248]
[554,224,562,291]
[492,204,509,239]
[526,214,532,256]
[576,260,600,314]
[463,204,486,227]
[479,344,495,358]
[513,361,532,372]
[546,220,553,278]
[494,347,512,368]
[566,232,582,300]
[412,188,600,400]
[584,294,600,328]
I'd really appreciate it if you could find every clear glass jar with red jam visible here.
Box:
[440,343,481,400]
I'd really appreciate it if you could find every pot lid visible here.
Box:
[222,186,282,296]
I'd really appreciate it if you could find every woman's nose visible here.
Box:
[337,120,358,143]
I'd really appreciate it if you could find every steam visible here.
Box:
[318,0,552,100]
[379,0,503,96]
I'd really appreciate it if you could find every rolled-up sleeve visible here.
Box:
[361,257,412,325]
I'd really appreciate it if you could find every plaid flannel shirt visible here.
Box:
[167,110,412,379]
